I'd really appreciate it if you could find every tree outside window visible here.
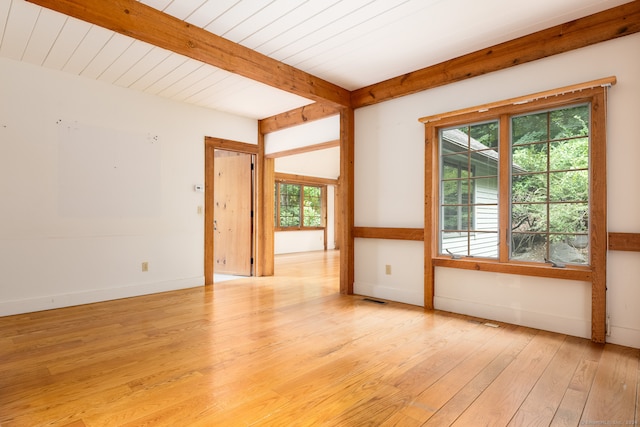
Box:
[275,182,324,229]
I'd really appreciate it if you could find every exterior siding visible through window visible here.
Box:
[436,103,591,266]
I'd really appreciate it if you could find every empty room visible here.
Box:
[1,0,639,425]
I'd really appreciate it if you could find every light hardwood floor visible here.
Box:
[1,250,638,426]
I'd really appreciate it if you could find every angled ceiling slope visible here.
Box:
[1,0,638,120]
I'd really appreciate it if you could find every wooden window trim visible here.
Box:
[422,79,614,343]
[275,182,326,231]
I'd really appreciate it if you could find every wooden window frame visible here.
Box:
[274,181,327,232]
[420,77,614,343]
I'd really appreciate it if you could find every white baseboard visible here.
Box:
[434,296,592,339]
[607,325,640,349]
[354,283,424,307]
[0,277,204,316]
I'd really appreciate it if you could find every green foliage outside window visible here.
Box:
[275,183,323,228]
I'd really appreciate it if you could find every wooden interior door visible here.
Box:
[214,150,253,276]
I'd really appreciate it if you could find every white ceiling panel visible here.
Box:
[161,0,207,20]
[1,0,634,120]
[239,0,342,50]
[180,0,242,29]
[21,7,66,65]
[0,1,11,45]
[222,0,304,43]
[113,46,171,88]
[96,40,155,84]
[145,57,204,95]
[81,33,135,79]
[127,52,188,91]
[0,0,38,60]
[60,25,114,74]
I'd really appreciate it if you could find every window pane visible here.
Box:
[469,122,499,150]
[550,234,588,265]
[512,173,547,203]
[441,127,471,153]
[550,138,588,171]
[550,105,589,140]
[549,171,588,202]
[279,183,300,227]
[512,112,548,144]
[470,151,498,177]
[472,177,497,204]
[443,206,468,231]
[441,232,469,256]
[303,186,322,227]
[473,204,498,232]
[511,203,547,233]
[442,180,461,204]
[511,233,547,262]
[549,203,588,233]
[470,232,498,258]
[512,143,548,173]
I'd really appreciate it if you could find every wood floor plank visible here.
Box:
[550,342,603,427]
[423,326,537,426]
[1,250,639,426]
[451,331,565,425]
[580,344,640,425]
[508,335,590,426]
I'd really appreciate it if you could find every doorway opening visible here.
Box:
[204,138,259,284]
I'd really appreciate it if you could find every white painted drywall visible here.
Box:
[354,33,640,348]
[0,57,257,315]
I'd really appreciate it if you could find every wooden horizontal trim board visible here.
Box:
[351,2,639,108]
[353,227,424,241]
[27,0,351,107]
[205,137,259,154]
[433,257,593,282]
[266,140,340,159]
[259,103,341,134]
[418,77,616,123]
[608,232,640,252]
[275,173,338,186]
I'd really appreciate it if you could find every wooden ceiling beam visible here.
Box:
[259,103,342,135]
[26,0,351,108]
[351,1,640,108]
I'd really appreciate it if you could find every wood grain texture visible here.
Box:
[266,139,340,159]
[26,0,351,107]
[259,103,342,134]
[353,227,424,241]
[352,2,640,108]
[275,172,338,187]
[340,107,355,295]
[0,251,638,426]
[609,232,640,252]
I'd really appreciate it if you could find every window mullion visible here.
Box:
[499,114,510,263]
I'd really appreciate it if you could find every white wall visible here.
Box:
[269,115,340,255]
[0,57,257,315]
[354,33,640,348]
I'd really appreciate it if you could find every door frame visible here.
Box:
[204,137,260,285]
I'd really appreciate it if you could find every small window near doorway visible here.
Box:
[275,182,325,230]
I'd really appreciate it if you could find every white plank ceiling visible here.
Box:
[0,0,632,119]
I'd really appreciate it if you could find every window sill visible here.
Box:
[275,227,325,232]
[432,256,592,282]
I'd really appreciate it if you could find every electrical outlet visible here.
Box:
[385,264,391,275]
[142,262,149,272]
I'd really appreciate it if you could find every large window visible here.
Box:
[438,104,591,265]
[431,92,603,269]
[275,182,324,229]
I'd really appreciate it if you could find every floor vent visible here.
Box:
[362,298,387,304]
